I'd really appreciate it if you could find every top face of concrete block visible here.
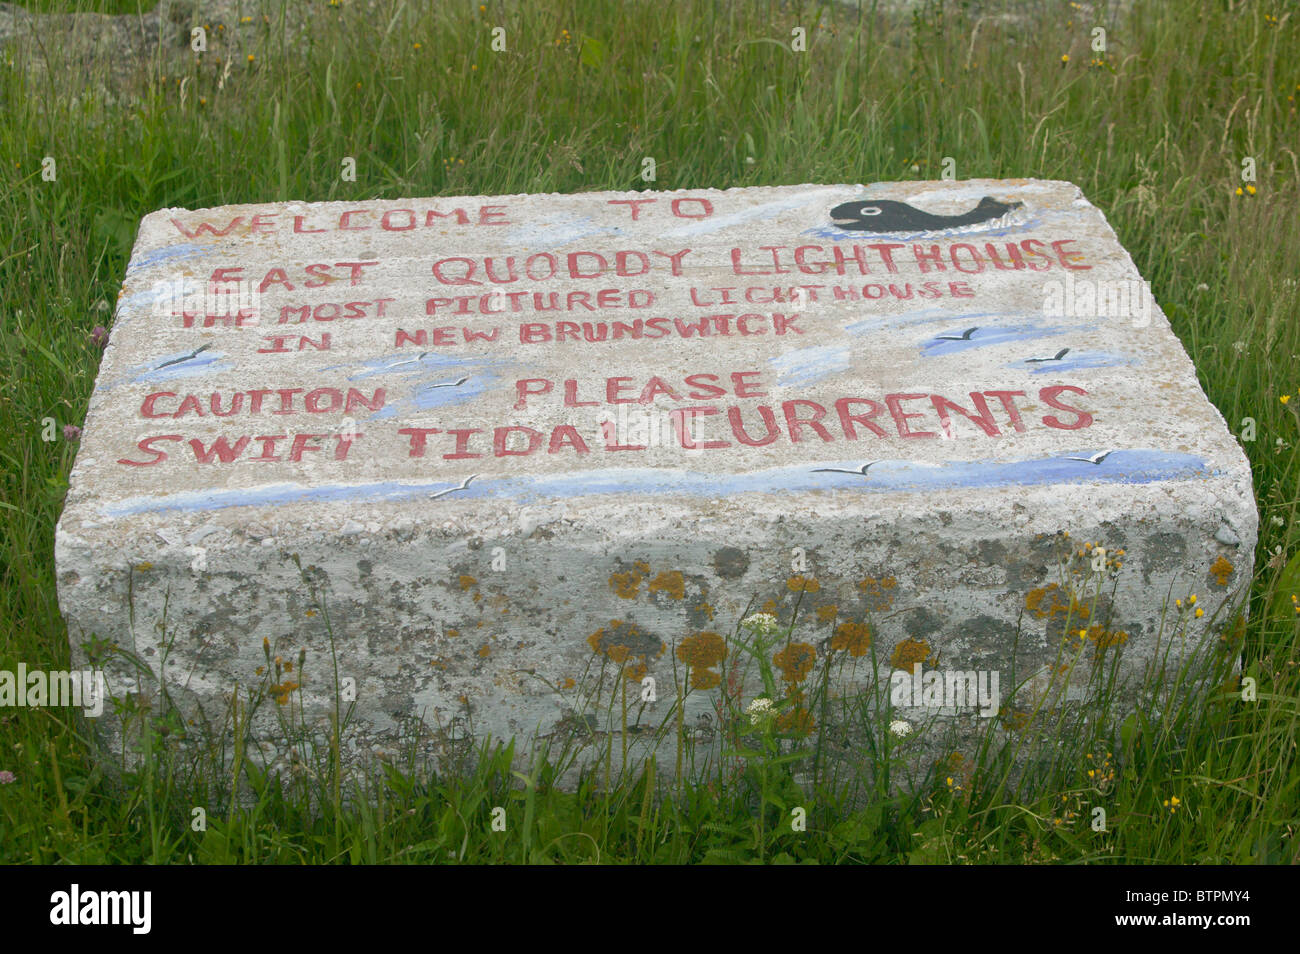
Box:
[62,181,1249,526]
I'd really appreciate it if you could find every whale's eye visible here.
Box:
[860,205,882,215]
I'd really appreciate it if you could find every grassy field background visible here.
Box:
[1,0,1298,863]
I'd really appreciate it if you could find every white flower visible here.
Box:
[1196,283,1209,292]
[746,697,776,725]
[1271,515,1285,527]
[1232,340,1247,353]
[741,612,779,637]
[744,156,755,165]
[889,719,912,738]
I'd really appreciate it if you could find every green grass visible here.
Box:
[1,0,1298,863]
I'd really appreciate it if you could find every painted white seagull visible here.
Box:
[422,375,470,389]
[812,461,883,476]
[429,474,477,499]
[1064,450,1115,465]
[1026,347,1071,363]
[156,342,211,369]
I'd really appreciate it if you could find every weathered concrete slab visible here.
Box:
[56,181,1256,781]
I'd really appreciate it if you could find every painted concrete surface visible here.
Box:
[56,181,1256,782]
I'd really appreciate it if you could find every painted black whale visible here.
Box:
[829,196,1023,233]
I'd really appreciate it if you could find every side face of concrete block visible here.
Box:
[55,181,1256,779]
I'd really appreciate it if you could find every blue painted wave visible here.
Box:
[99,449,1215,518]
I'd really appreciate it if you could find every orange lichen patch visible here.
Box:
[890,638,936,671]
[695,602,715,620]
[458,574,477,591]
[623,661,648,682]
[857,576,898,611]
[787,575,820,593]
[445,628,459,639]
[1025,583,1088,620]
[831,621,872,657]
[761,599,778,614]
[676,631,727,690]
[999,706,1032,733]
[690,668,721,690]
[609,570,643,599]
[817,604,839,623]
[676,631,727,669]
[633,560,651,575]
[648,570,686,600]
[773,642,817,683]
[1210,556,1234,586]
[560,677,576,690]
[1068,625,1129,660]
[607,644,631,664]
[776,691,816,736]
[430,656,447,670]
[1221,614,1246,648]
[477,644,492,658]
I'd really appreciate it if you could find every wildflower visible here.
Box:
[1231,339,1246,352]
[247,54,255,63]
[1189,594,1197,605]
[1246,184,1257,195]
[740,613,779,637]
[90,326,109,347]
[1060,54,1070,64]
[746,697,776,725]
[1195,607,1204,618]
[889,719,912,738]
[413,42,422,51]
[1283,395,1291,404]
[0,770,14,784]
[1235,186,1244,196]
[62,424,81,442]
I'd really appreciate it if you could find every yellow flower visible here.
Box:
[1281,394,1291,404]
[1060,54,1070,63]
[1189,594,1197,604]
[247,54,255,63]
[1235,186,1244,196]
[1246,184,1257,195]
[1195,607,1204,618]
